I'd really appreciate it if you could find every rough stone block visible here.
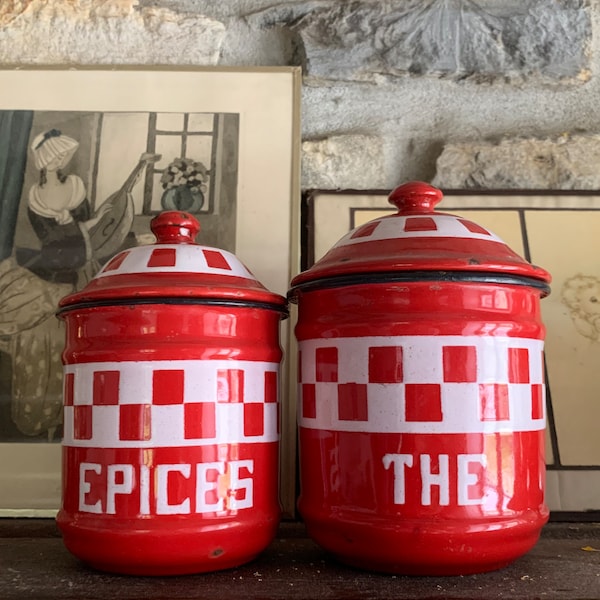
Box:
[0,1,226,65]
[0,1,31,27]
[432,134,600,189]
[292,0,592,83]
[302,134,385,190]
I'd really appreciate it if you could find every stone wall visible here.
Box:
[0,0,598,189]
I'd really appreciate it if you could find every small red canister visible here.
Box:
[289,182,551,575]
[56,211,286,575]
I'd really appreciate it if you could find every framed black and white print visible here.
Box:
[0,67,301,515]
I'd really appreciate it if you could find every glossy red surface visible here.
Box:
[298,428,546,575]
[58,212,285,575]
[60,211,286,310]
[150,210,200,243]
[61,304,284,364]
[290,182,551,289]
[290,184,550,576]
[58,443,279,575]
[293,281,549,575]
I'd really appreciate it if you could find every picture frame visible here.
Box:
[0,67,301,516]
[306,189,600,514]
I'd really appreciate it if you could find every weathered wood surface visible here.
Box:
[1,520,599,600]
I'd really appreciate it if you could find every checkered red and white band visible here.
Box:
[97,244,254,280]
[298,335,545,434]
[334,214,504,249]
[63,359,279,448]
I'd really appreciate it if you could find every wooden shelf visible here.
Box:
[1,520,599,599]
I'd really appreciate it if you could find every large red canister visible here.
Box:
[56,211,287,575]
[289,182,551,575]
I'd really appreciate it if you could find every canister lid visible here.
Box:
[59,211,287,312]
[290,181,551,294]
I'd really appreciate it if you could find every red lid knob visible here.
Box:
[388,181,443,214]
[151,211,200,243]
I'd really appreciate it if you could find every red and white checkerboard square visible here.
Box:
[404,216,437,232]
[298,335,545,434]
[147,248,177,268]
[337,383,368,421]
[368,346,403,383]
[405,384,443,422]
[63,359,279,448]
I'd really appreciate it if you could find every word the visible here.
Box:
[382,453,487,506]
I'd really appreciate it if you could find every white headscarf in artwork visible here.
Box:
[28,129,85,224]
[30,129,79,171]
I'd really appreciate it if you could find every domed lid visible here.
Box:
[290,181,551,294]
[59,211,286,312]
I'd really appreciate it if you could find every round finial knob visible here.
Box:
[388,181,443,214]
[151,211,200,243]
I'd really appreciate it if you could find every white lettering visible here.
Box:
[196,462,225,513]
[106,464,134,515]
[228,460,254,510]
[77,459,255,515]
[457,453,487,506]
[156,464,191,515]
[382,454,413,505]
[79,462,102,513]
[139,464,150,515]
[420,454,450,506]
[382,453,489,507]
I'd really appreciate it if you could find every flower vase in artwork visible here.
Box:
[161,185,204,212]
[160,158,209,213]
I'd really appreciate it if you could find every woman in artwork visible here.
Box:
[24,129,111,287]
[0,129,157,441]
[0,129,109,441]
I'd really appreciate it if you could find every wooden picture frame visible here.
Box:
[0,67,301,516]
[306,189,600,513]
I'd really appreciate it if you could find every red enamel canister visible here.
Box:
[289,182,551,575]
[56,211,286,575]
